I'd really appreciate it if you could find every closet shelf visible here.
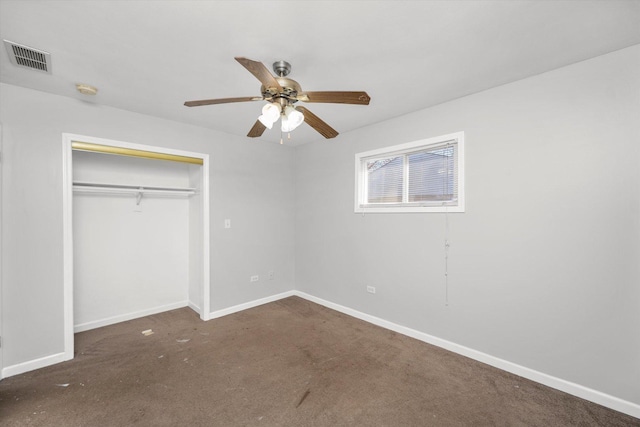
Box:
[72,181,197,196]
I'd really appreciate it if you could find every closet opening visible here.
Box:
[62,134,210,361]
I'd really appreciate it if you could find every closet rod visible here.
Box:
[72,141,204,165]
[73,182,196,196]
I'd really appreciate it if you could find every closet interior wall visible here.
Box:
[72,150,196,332]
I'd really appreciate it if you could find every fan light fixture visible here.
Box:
[258,103,281,129]
[257,102,305,135]
[281,105,304,133]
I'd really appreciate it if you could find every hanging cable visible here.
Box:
[444,204,450,306]
[443,142,451,306]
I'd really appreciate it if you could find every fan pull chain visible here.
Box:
[280,131,291,144]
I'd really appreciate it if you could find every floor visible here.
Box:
[1,297,638,426]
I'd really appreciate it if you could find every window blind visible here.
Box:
[363,143,457,206]
[408,144,456,203]
[366,156,403,204]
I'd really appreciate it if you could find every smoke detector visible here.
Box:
[3,40,51,73]
[76,83,98,96]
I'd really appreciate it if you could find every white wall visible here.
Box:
[72,151,191,330]
[0,83,296,369]
[294,45,640,405]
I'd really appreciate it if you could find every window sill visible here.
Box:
[354,205,465,213]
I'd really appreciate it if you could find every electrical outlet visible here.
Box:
[366,285,376,294]
[224,219,231,229]
[250,275,259,282]
[268,271,274,280]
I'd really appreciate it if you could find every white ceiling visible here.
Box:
[1,0,639,146]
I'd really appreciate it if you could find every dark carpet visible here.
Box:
[1,296,638,426]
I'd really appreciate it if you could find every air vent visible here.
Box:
[3,40,51,73]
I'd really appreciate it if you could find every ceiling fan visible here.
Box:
[184,57,371,141]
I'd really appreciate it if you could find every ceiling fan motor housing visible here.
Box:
[261,76,302,102]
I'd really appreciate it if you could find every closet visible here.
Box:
[68,138,209,334]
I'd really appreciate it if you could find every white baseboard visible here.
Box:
[2,351,72,378]
[292,291,640,420]
[208,290,296,320]
[188,301,203,317]
[74,301,189,333]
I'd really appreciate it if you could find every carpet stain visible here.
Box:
[296,389,311,408]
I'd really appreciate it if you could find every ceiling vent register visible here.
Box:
[3,40,51,73]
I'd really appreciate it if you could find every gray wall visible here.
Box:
[294,45,640,404]
[0,83,296,367]
[1,45,638,407]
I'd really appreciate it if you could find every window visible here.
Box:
[355,132,464,213]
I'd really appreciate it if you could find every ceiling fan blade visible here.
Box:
[296,106,339,139]
[247,120,267,138]
[184,96,262,107]
[235,57,283,92]
[297,91,371,105]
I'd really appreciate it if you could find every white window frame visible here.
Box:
[354,131,465,213]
